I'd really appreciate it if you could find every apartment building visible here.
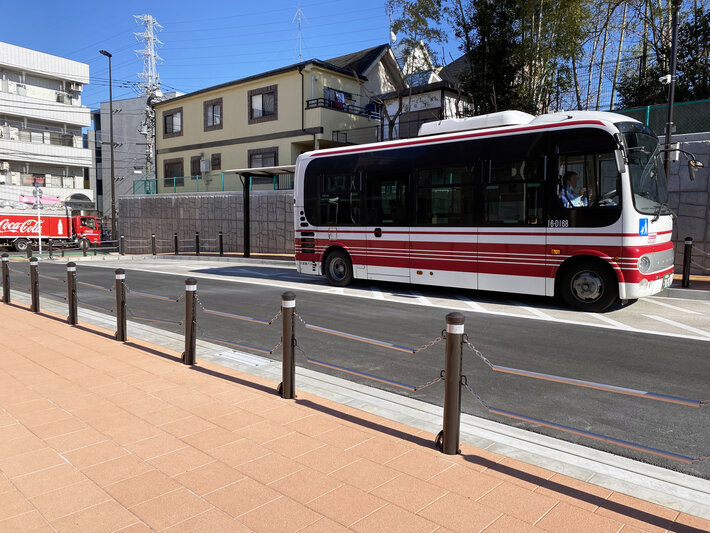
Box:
[89,91,181,214]
[153,44,403,193]
[0,41,94,209]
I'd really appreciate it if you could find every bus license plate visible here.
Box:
[662,273,673,289]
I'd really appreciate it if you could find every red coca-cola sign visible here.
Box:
[0,214,68,238]
[0,218,44,234]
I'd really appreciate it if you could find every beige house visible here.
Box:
[154,45,404,193]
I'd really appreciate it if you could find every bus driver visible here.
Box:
[560,170,589,208]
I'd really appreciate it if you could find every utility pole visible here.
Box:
[99,50,116,241]
[664,0,681,178]
[134,14,164,191]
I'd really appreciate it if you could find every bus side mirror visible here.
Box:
[614,149,626,174]
[688,159,704,181]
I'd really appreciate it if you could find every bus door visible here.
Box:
[365,173,411,282]
[548,132,623,296]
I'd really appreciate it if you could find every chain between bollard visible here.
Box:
[412,332,445,354]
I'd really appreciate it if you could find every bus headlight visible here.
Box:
[638,255,652,273]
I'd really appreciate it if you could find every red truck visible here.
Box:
[0,207,101,252]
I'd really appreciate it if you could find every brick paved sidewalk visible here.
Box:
[0,303,708,532]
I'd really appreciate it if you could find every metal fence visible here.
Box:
[1,253,707,465]
[133,173,295,195]
[614,99,710,135]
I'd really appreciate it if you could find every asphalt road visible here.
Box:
[8,259,710,479]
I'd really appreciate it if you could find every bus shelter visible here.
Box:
[223,165,295,257]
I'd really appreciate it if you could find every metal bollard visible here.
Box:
[682,237,693,288]
[48,239,53,260]
[195,232,200,256]
[218,231,224,256]
[151,234,157,256]
[441,312,464,455]
[280,292,296,399]
[30,257,39,313]
[174,232,179,255]
[82,238,88,257]
[183,277,197,365]
[115,268,127,341]
[61,247,65,258]
[1,253,9,304]
[119,235,125,256]
[66,262,77,325]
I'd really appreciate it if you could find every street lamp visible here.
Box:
[99,49,117,241]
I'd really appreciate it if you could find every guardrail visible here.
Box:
[0,252,707,464]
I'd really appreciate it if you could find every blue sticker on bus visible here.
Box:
[639,219,649,236]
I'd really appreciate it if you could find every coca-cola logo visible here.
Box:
[0,218,44,234]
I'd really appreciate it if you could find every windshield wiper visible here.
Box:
[652,202,671,222]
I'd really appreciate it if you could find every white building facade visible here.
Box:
[0,42,94,209]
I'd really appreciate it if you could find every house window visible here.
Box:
[190,156,201,177]
[248,85,278,124]
[163,107,183,138]
[163,158,184,188]
[211,153,221,170]
[249,147,278,168]
[204,98,222,131]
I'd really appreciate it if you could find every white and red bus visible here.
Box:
[294,110,683,312]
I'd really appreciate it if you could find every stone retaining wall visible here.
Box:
[118,191,294,255]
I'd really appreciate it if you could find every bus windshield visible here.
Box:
[617,122,670,216]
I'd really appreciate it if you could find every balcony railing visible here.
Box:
[306,98,381,120]
[0,127,81,148]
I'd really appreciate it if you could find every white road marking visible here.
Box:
[508,301,555,320]
[457,296,487,313]
[585,312,631,330]
[409,291,433,306]
[644,315,710,338]
[644,298,703,315]
[325,287,345,295]
[370,286,385,300]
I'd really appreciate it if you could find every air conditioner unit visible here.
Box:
[69,82,82,92]
[0,162,10,171]
[56,93,66,103]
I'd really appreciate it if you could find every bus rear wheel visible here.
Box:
[324,250,353,287]
[560,260,618,312]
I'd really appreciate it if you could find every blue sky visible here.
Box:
[4,0,457,110]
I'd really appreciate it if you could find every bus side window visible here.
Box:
[416,166,473,225]
[558,153,619,209]
[319,173,361,225]
[483,158,542,225]
[366,175,409,226]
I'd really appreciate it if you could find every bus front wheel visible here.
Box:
[324,250,354,287]
[560,260,617,312]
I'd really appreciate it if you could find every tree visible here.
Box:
[385,0,448,136]
[616,2,709,107]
